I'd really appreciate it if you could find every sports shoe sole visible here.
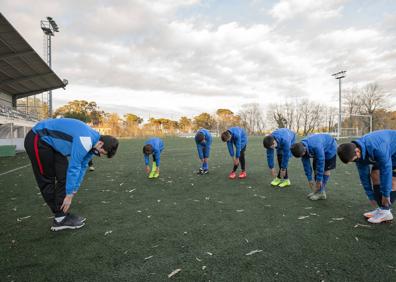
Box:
[51,222,85,232]
[368,219,393,224]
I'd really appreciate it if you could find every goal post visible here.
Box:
[337,114,372,139]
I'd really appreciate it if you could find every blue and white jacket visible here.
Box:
[226,127,248,158]
[353,130,396,199]
[266,128,296,169]
[195,129,212,159]
[144,138,164,167]
[300,134,337,182]
[32,118,100,195]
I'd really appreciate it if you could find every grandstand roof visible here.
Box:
[0,13,67,99]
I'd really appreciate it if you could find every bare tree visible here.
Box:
[357,83,390,130]
[239,103,265,134]
[297,99,323,135]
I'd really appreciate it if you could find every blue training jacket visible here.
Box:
[144,138,164,167]
[353,130,396,199]
[226,127,248,158]
[32,118,100,195]
[300,134,337,182]
[266,128,296,169]
[195,128,212,159]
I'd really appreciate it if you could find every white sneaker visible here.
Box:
[89,166,95,171]
[367,209,393,224]
[309,191,327,201]
[363,208,381,219]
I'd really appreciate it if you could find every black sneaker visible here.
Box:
[51,214,85,231]
[68,213,86,223]
[197,168,204,175]
[203,169,209,174]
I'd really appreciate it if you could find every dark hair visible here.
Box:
[195,132,205,143]
[99,135,119,158]
[290,143,305,158]
[221,131,231,142]
[263,135,275,149]
[337,143,357,164]
[143,144,153,155]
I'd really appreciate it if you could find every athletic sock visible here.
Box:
[203,162,208,170]
[319,175,330,192]
[373,184,381,207]
[232,165,238,172]
[151,162,157,172]
[283,169,288,180]
[391,191,396,205]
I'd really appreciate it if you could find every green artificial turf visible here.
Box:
[0,137,395,281]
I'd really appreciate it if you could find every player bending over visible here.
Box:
[195,128,212,175]
[291,134,337,200]
[221,127,248,179]
[337,130,396,223]
[263,128,296,188]
[143,137,164,179]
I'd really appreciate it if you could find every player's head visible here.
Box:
[290,143,306,158]
[221,130,231,142]
[337,143,358,163]
[195,132,205,143]
[263,135,275,149]
[143,144,153,155]
[93,135,119,158]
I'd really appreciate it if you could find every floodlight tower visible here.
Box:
[41,17,59,117]
[332,70,346,140]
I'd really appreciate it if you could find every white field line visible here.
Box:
[0,164,31,177]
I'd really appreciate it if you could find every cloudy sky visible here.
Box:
[2,0,396,120]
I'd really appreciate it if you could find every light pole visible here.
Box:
[41,17,59,117]
[332,70,346,140]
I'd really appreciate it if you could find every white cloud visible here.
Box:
[269,0,346,22]
[1,0,395,118]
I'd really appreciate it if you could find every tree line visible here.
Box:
[267,82,395,136]
[52,82,395,137]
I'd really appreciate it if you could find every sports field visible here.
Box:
[1,137,395,281]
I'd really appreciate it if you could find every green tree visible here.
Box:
[124,113,143,137]
[54,100,103,123]
[178,116,192,133]
[193,113,216,130]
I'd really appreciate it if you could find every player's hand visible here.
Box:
[233,158,239,166]
[60,195,73,213]
[280,169,286,178]
[145,166,150,174]
[270,168,276,177]
[382,196,391,208]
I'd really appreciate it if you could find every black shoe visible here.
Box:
[51,214,85,231]
[203,169,209,174]
[197,168,204,175]
[68,213,86,223]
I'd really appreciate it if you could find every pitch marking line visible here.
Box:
[0,164,31,177]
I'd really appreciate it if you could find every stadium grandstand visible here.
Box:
[0,13,67,155]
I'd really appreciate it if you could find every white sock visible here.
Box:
[55,216,65,223]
